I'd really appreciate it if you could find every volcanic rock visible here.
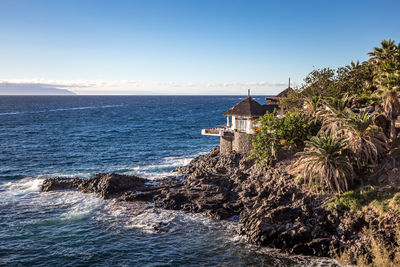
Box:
[41,177,83,192]
[77,173,148,199]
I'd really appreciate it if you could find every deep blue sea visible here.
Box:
[0,96,329,266]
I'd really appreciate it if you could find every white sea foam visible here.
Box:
[1,176,104,223]
[96,200,234,234]
[57,192,104,221]
[114,152,203,180]
[35,172,93,179]
[0,149,210,230]
[3,177,43,196]
[1,175,241,248]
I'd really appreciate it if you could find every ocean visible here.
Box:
[0,96,320,266]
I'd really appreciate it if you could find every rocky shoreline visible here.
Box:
[41,146,400,261]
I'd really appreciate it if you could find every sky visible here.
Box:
[0,0,400,95]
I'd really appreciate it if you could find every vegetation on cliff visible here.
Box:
[250,39,400,265]
[251,39,400,193]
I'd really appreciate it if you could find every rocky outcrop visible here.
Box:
[41,146,400,261]
[165,146,400,259]
[42,173,150,199]
[77,173,147,199]
[158,146,259,219]
[42,177,83,192]
[169,147,339,256]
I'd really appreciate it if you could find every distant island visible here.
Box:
[0,83,76,95]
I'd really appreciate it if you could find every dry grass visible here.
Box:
[336,229,400,266]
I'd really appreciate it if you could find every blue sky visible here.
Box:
[0,0,399,95]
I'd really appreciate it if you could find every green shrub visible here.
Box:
[327,187,400,213]
[249,109,319,166]
[326,190,363,212]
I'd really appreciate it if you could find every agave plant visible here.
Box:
[293,134,354,193]
[340,111,389,170]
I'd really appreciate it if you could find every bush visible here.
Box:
[326,190,363,212]
[249,109,319,166]
[326,187,400,213]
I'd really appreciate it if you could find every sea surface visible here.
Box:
[0,96,332,266]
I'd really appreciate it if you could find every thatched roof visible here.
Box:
[276,87,294,98]
[224,96,266,117]
[265,87,294,102]
[263,103,279,113]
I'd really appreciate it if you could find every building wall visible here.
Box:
[220,135,233,154]
[232,116,236,130]
[246,119,254,134]
[220,117,255,154]
[232,132,253,153]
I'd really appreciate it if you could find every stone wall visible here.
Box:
[232,132,253,153]
[220,135,233,154]
[219,132,253,154]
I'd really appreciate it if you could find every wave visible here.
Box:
[111,153,202,180]
[0,111,24,116]
[0,173,90,203]
[1,176,104,223]
[47,104,124,112]
[0,151,206,228]
[97,200,235,234]
[3,176,43,197]
[0,104,124,116]
[0,174,233,235]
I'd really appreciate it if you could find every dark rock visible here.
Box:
[118,189,161,202]
[41,177,82,192]
[40,145,400,262]
[77,173,147,199]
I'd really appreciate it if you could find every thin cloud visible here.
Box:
[0,79,295,95]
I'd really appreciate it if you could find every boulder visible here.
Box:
[41,177,82,192]
[77,173,147,199]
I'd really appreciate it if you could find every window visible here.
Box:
[237,119,247,132]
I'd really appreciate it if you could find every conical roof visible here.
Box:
[276,87,294,98]
[223,96,266,117]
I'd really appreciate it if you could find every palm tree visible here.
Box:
[317,94,353,136]
[293,133,354,193]
[369,39,400,93]
[303,95,321,123]
[382,90,400,141]
[339,61,375,94]
[340,111,389,170]
[368,39,398,66]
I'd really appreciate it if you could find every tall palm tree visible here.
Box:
[369,39,400,93]
[382,90,400,141]
[293,134,354,193]
[340,111,389,170]
[368,39,398,66]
